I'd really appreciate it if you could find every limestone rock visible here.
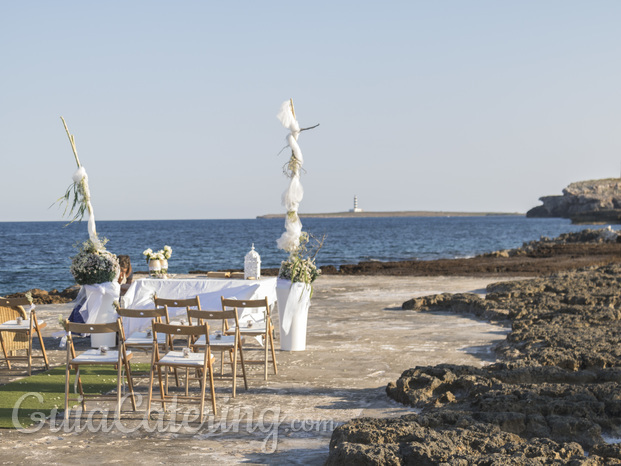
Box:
[527,178,621,221]
[327,260,621,464]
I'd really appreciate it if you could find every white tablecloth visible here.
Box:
[121,277,278,335]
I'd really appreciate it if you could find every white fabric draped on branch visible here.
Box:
[276,100,304,253]
[71,166,101,250]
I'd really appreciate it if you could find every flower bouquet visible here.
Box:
[70,239,120,285]
[143,245,172,276]
[278,233,321,289]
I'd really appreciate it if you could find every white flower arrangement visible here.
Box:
[144,245,173,276]
[278,233,323,289]
[143,246,173,263]
[71,239,120,285]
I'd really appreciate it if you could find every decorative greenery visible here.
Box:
[56,175,88,225]
[55,117,91,226]
[279,233,323,288]
[70,239,119,285]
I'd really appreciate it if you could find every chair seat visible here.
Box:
[228,322,267,334]
[0,319,46,331]
[157,350,214,367]
[126,331,167,346]
[71,349,132,364]
[193,334,236,348]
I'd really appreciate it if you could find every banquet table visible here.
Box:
[121,277,278,335]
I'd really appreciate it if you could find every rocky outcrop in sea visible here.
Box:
[327,261,621,464]
[527,178,621,223]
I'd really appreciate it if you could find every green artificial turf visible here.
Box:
[0,364,150,429]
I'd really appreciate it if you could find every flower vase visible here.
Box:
[276,278,311,351]
[161,259,168,274]
[148,259,161,277]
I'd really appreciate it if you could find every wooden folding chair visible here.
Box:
[0,297,49,375]
[64,318,136,419]
[222,297,277,381]
[116,307,179,386]
[154,296,201,325]
[187,307,247,397]
[147,322,217,422]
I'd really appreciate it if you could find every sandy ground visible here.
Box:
[0,275,519,465]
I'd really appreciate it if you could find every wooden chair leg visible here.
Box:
[199,364,207,423]
[206,358,217,417]
[123,358,137,411]
[264,334,269,381]
[64,361,71,420]
[0,333,11,370]
[238,341,248,390]
[232,347,237,397]
[36,327,50,370]
[147,363,155,418]
[27,332,33,376]
[116,358,123,418]
[269,327,278,375]
[72,366,86,411]
[156,366,166,410]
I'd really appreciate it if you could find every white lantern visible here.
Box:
[244,244,261,280]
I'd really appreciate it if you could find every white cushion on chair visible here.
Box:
[0,319,32,330]
[193,334,236,347]
[126,331,167,346]
[230,322,266,333]
[71,349,129,364]
[158,351,213,366]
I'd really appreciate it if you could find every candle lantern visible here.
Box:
[244,244,261,280]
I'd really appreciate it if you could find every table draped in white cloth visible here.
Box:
[121,277,278,335]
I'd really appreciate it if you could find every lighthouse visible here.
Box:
[350,196,363,213]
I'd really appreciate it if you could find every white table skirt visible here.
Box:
[121,277,277,335]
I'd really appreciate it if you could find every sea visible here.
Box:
[0,216,618,296]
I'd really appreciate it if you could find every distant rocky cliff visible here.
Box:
[527,178,621,223]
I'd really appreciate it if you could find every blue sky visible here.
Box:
[2,1,620,221]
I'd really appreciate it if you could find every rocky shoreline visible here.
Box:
[8,228,621,305]
[327,236,621,463]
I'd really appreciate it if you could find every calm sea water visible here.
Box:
[0,216,616,295]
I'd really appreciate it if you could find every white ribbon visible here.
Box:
[78,282,120,324]
[72,166,101,249]
[276,279,311,333]
[277,100,305,253]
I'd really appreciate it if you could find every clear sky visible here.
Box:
[2,1,620,221]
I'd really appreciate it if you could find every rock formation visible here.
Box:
[327,256,621,463]
[527,178,621,222]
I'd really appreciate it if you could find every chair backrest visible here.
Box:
[65,319,122,335]
[116,307,169,321]
[187,308,239,332]
[152,322,209,338]
[154,296,201,310]
[0,298,29,321]
[221,297,270,317]
[0,297,31,308]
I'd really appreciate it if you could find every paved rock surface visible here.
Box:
[0,275,510,465]
[328,264,621,464]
